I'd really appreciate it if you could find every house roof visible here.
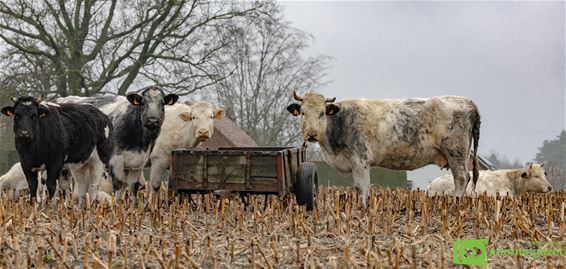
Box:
[198,116,258,150]
[478,155,496,170]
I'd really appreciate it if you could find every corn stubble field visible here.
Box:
[0,187,564,268]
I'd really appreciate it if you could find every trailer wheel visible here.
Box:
[295,162,318,211]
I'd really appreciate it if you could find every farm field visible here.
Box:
[0,187,564,268]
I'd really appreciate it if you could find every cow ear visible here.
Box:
[38,106,49,118]
[521,171,530,179]
[287,103,301,116]
[164,94,179,105]
[326,104,340,115]
[1,106,14,116]
[127,93,143,106]
[214,108,225,120]
[178,112,191,121]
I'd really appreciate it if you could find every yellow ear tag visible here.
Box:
[6,111,13,116]
[293,110,300,116]
[168,99,174,105]
[133,99,140,105]
[39,112,46,118]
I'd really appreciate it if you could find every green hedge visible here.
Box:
[313,161,408,189]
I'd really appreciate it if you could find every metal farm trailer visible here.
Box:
[170,147,318,210]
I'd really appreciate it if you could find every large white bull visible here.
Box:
[426,163,552,197]
[148,101,224,192]
[287,91,481,204]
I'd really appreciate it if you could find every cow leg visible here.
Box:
[446,158,469,198]
[126,169,143,206]
[58,170,72,199]
[71,167,90,206]
[447,161,469,212]
[351,158,371,207]
[109,156,127,201]
[86,153,104,203]
[149,157,168,193]
[22,168,39,204]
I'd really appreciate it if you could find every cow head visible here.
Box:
[1,96,48,143]
[520,163,552,193]
[178,101,224,142]
[287,91,339,142]
[127,86,179,130]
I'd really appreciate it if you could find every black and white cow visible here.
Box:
[287,91,481,205]
[56,86,178,203]
[1,96,113,204]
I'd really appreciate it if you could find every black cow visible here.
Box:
[56,86,178,204]
[1,96,113,204]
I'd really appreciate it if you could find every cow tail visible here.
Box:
[471,106,481,188]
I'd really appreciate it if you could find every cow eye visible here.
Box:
[544,172,547,176]
[319,112,324,117]
[192,116,196,120]
[31,115,36,120]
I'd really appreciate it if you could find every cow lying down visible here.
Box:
[0,163,138,204]
[426,163,552,197]
[0,162,46,201]
[59,168,147,204]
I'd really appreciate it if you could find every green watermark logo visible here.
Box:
[453,239,488,266]
[453,239,564,266]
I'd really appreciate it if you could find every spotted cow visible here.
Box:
[287,91,481,204]
[56,86,178,204]
[1,96,113,204]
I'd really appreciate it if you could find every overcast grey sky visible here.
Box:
[282,1,565,164]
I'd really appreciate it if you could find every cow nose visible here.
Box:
[306,131,318,141]
[146,117,160,128]
[18,130,30,138]
[547,186,552,192]
[198,129,210,137]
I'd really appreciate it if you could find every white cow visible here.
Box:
[149,101,224,192]
[0,162,46,201]
[426,163,552,197]
[0,162,127,204]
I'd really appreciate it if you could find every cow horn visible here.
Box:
[36,95,44,103]
[293,91,303,102]
[325,97,336,103]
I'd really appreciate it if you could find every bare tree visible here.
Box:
[0,0,272,97]
[203,7,329,147]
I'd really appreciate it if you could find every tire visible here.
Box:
[294,162,318,211]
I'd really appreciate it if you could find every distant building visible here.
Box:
[199,116,258,149]
[182,100,257,149]
[467,153,496,171]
